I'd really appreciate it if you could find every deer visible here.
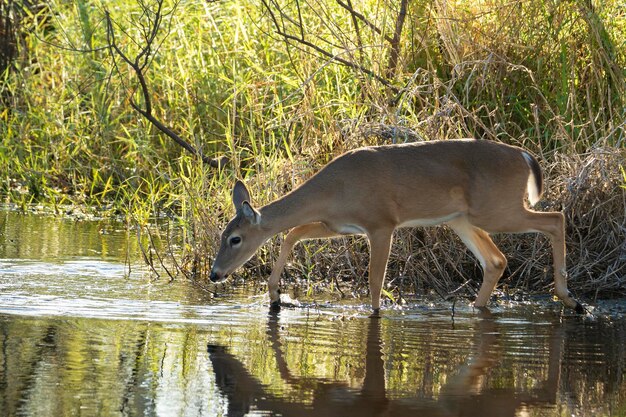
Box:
[210,139,584,315]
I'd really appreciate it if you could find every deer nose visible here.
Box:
[210,269,227,282]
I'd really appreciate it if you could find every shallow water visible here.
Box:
[0,211,625,416]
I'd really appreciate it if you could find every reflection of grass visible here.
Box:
[2,304,623,416]
[0,1,624,299]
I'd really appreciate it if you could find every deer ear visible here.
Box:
[241,201,261,225]
[232,180,251,210]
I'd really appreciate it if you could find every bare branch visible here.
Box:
[260,0,398,93]
[104,4,226,169]
[343,0,364,65]
[387,0,409,79]
[336,0,392,44]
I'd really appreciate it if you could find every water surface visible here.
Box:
[0,211,625,416]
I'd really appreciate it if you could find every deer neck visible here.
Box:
[259,185,323,235]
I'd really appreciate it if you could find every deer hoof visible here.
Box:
[575,302,586,315]
[369,308,381,319]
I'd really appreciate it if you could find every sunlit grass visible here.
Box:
[0,0,624,299]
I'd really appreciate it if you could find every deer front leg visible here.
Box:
[366,228,394,315]
[268,223,339,309]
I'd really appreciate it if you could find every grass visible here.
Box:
[0,0,624,302]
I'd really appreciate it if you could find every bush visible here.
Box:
[0,0,624,300]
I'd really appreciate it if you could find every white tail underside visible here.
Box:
[522,152,540,206]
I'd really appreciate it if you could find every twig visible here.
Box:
[342,0,364,65]
[260,0,398,93]
[387,0,409,79]
[336,0,392,44]
[136,225,160,279]
[144,224,176,282]
[104,4,227,169]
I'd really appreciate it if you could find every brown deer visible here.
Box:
[210,139,583,314]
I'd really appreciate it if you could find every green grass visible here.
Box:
[0,0,624,300]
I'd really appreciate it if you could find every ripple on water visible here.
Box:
[0,258,267,327]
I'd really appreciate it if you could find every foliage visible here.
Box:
[0,0,624,299]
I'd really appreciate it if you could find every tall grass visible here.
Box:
[0,0,624,300]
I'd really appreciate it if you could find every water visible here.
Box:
[0,211,625,416]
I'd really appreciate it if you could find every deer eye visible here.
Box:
[229,236,242,247]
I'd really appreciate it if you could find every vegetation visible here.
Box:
[0,0,624,302]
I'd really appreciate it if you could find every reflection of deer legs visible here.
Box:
[448,218,507,308]
[362,316,387,401]
[442,312,498,400]
[540,323,564,402]
[268,223,340,307]
[262,311,389,415]
[266,310,296,383]
[441,315,565,416]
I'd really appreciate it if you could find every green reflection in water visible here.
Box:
[1,308,625,417]
[0,315,220,416]
[0,210,134,262]
[0,210,625,416]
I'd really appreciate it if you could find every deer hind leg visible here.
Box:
[449,218,507,308]
[473,209,582,312]
[517,210,583,312]
[366,228,394,314]
[268,222,339,308]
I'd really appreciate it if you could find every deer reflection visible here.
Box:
[208,310,564,417]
